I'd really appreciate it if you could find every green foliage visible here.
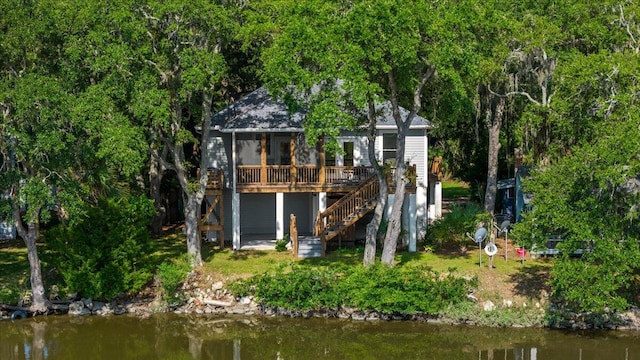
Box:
[156,254,192,302]
[339,264,474,314]
[46,195,156,300]
[440,301,545,327]
[425,202,485,249]
[275,234,289,252]
[229,263,475,314]
[0,285,20,305]
[512,66,640,313]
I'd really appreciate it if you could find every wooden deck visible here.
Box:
[233,165,416,193]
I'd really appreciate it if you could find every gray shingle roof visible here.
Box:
[211,87,432,133]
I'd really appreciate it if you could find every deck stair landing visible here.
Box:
[297,236,323,258]
[314,173,379,254]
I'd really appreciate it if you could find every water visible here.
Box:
[1,314,639,359]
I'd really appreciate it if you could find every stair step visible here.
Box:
[298,250,323,258]
[298,245,322,251]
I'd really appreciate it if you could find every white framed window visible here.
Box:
[382,134,397,166]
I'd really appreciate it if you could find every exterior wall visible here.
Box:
[284,193,312,235]
[229,192,312,239]
[240,193,276,234]
[204,131,232,187]
[336,131,370,166]
[376,129,430,242]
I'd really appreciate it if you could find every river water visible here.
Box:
[0,314,638,359]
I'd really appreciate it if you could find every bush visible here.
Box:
[156,254,192,301]
[424,202,485,249]
[46,195,155,300]
[229,263,475,314]
[275,234,289,252]
[339,264,474,314]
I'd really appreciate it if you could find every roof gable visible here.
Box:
[211,87,432,133]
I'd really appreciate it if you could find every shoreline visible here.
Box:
[5,279,640,331]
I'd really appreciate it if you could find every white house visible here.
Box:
[200,87,442,255]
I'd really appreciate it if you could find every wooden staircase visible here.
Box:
[314,173,379,254]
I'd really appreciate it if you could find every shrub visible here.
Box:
[235,263,342,310]
[275,234,289,252]
[156,254,192,301]
[229,263,475,314]
[46,195,155,300]
[424,202,485,249]
[339,264,474,314]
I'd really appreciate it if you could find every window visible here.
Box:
[343,142,354,166]
[382,134,396,166]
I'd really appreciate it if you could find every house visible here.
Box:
[200,87,442,255]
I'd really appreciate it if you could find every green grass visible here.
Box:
[0,240,31,303]
[1,231,553,309]
[442,179,471,199]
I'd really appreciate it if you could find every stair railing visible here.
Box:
[314,173,379,243]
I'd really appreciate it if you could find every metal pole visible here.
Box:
[505,230,508,261]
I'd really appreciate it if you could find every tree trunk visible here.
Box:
[364,100,388,266]
[149,143,165,236]
[381,128,409,265]
[184,193,203,267]
[13,205,48,313]
[483,96,505,214]
[175,92,213,268]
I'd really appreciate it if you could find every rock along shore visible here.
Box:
[4,272,640,330]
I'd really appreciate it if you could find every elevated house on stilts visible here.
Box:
[199,87,442,257]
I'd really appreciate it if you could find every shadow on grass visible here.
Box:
[298,248,363,267]
[508,263,552,299]
[0,243,30,289]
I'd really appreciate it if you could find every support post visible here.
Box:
[409,193,417,252]
[319,136,325,184]
[290,133,297,184]
[276,193,284,241]
[290,214,298,257]
[260,132,267,184]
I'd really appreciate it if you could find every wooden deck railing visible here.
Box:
[236,165,375,186]
[314,173,379,242]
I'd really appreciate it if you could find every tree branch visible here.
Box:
[487,85,542,106]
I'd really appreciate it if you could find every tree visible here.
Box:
[252,0,478,265]
[0,0,148,311]
[511,2,640,312]
[130,0,232,266]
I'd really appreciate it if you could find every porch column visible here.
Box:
[276,192,284,240]
[290,133,297,184]
[417,186,427,240]
[434,180,442,219]
[402,195,410,248]
[260,132,267,184]
[232,193,240,250]
[232,131,241,250]
[319,136,325,184]
[409,193,417,252]
[318,192,327,213]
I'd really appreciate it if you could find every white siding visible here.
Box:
[404,129,427,185]
[336,131,370,166]
[205,132,232,187]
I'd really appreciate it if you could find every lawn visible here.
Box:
[1,231,552,308]
[442,179,472,199]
